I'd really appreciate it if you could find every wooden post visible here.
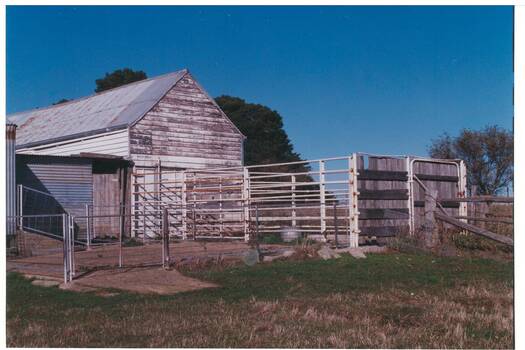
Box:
[423,189,439,248]
[458,161,468,221]
[162,207,170,269]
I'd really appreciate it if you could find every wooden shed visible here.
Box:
[8,69,245,169]
[8,69,245,238]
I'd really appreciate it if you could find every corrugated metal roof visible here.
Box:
[7,69,188,148]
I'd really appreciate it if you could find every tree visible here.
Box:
[215,95,311,176]
[216,96,304,166]
[428,125,513,195]
[95,68,147,93]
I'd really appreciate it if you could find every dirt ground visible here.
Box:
[63,266,218,295]
[7,240,280,294]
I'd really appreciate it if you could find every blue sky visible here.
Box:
[6,6,513,159]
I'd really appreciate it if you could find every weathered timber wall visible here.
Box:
[130,73,244,169]
[357,156,409,238]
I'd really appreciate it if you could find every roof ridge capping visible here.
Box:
[7,68,189,118]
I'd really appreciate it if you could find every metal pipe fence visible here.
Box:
[131,155,361,246]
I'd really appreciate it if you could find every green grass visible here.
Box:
[7,252,513,348]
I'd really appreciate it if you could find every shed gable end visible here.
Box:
[129,73,243,168]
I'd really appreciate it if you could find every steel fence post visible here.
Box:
[350,154,360,247]
[243,167,250,242]
[119,209,123,268]
[319,160,326,240]
[85,204,91,250]
[334,201,339,248]
[69,215,75,277]
[162,207,170,269]
[62,213,69,284]
[17,185,23,229]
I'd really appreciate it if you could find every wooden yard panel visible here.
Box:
[357,155,409,238]
[412,160,460,230]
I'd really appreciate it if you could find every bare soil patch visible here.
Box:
[63,266,217,295]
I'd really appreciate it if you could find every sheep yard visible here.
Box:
[7,249,513,349]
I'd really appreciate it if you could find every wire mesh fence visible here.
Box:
[17,185,65,238]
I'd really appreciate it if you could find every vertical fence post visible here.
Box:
[192,172,197,240]
[350,154,360,248]
[423,189,438,248]
[162,207,170,269]
[192,205,197,240]
[143,172,147,243]
[62,213,69,284]
[291,175,296,229]
[181,171,187,240]
[347,156,353,246]
[406,156,414,235]
[255,204,260,242]
[243,167,250,242]
[119,209,123,268]
[458,160,468,221]
[17,185,23,228]
[319,160,326,240]
[69,215,75,277]
[219,178,223,238]
[85,204,91,249]
[333,201,339,248]
[156,160,162,237]
[131,173,137,238]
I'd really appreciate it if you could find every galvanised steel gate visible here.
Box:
[131,155,361,247]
